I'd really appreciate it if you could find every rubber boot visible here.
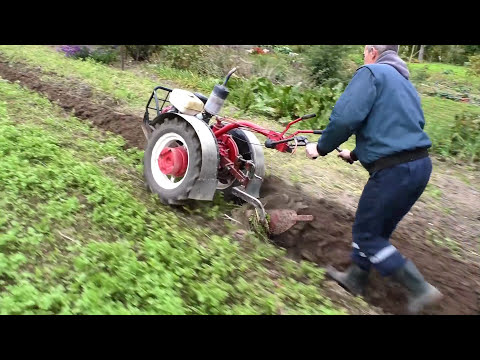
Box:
[326,263,369,296]
[392,260,443,314]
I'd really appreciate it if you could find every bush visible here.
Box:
[272,45,294,55]
[150,46,315,89]
[249,53,294,84]
[304,45,358,87]
[125,45,161,61]
[229,76,342,125]
[288,45,311,54]
[156,45,206,71]
[448,111,480,162]
[59,45,90,60]
[468,54,480,75]
[411,66,429,82]
[155,45,237,79]
[89,47,118,65]
[59,45,118,65]
[423,45,467,65]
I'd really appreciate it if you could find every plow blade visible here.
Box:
[231,186,314,235]
[268,210,314,235]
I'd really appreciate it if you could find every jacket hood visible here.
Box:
[375,50,410,79]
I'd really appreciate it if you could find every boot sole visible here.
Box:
[408,286,443,314]
[326,265,364,296]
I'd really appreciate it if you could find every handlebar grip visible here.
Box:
[301,113,316,120]
[264,139,276,149]
[313,130,323,134]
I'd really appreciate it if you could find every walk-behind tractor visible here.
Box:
[141,67,337,235]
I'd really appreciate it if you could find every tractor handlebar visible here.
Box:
[265,135,343,153]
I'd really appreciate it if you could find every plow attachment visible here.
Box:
[231,187,314,235]
[267,210,314,235]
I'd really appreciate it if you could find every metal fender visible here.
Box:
[151,112,219,201]
[234,129,265,198]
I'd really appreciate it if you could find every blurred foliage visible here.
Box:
[229,76,342,126]
[59,45,118,65]
[125,45,162,61]
[400,45,480,65]
[449,111,480,162]
[304,45,361,87]
[4,44,480,164]
[89,46,118,64]
[468,54,480,75]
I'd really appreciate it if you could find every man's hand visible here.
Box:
[338,149,354,164]
[306,143,319,159]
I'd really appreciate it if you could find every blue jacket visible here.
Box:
[316,56,432,167]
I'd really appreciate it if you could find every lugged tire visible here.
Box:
[143,118,202,205]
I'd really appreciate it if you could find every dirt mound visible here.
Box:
[0,60,147,149]
[259,176,480,315]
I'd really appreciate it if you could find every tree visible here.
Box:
[418,45,425,62]
[121,45,126,71]
[409,45,418,63]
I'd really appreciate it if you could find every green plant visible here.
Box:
[157,45,206,71]
[228,78,256,111]
[411,66,429,82]
[426,229,462,257]
[273,45,294,55]
[424,45,467,65]
[449,111,480,162]
[228,76,341,124]
[89,47,118,65]
[125,45,162,61]
[425,184,442,200]
[305,45,357,87]
[59,45,91,60]
[468,54,480,75]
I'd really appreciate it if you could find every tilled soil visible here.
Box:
[259,176,480,315]
[1,57,479,315]
[0,60,147,149]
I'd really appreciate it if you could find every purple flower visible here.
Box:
[59,45,83,57]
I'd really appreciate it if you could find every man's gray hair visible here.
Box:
[367,45,399,55]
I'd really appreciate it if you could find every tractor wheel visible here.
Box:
[143,117,202,205]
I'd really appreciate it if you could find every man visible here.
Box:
[305,45,443,314]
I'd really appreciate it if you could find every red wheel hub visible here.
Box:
[218,134,239,163]
[158,147,188,177]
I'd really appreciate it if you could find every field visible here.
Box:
[0,45,478,315]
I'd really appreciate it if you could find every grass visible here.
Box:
[424,183,443,200]
[0,45,159,110]
[149,65,218,95]
[420,97,480,162]
[426,229,462,259]
[410,62,480,88]
[0,76,358,315]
